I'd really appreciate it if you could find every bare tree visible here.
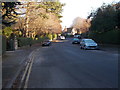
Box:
[72,17,91,33]
[11,17,26,36]
[24,2,62,37]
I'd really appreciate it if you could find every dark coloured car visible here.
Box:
[42,40,51,46]
[72,38,80,44]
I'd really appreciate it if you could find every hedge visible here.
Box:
[89,30,120,44]
[2,35,6,54]
[17,37,48,47]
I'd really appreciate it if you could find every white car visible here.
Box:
[60,36,65,40]
[80,39,99,50]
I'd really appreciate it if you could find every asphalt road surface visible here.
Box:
[27,38,118,88]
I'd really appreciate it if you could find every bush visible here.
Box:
[3,27,13,38]
[47,34,53,40]
[53,34,57,40]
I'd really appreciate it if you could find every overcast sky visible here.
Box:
[59,0,119,28]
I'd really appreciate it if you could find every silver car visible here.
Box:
[80,39,98,50]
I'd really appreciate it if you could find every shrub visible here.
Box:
[53,34,57,40]
[3,27,13,38]
[47,34,53,40]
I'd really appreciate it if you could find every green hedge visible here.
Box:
[2,35,6,54]
[89,30,120,44]
[17,37,32,47]
[17,37,47,47]
[32,37,47,44]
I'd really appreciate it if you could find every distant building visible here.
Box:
[62,27,82,36]
[65,28,79,35]
[71,28,78,35]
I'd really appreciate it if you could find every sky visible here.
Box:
[59,0,119,28]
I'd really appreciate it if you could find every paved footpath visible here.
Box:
[2,43,41,88]
[99,44,119,54]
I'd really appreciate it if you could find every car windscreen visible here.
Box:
[84,39,95,43]
[73,38,79,40]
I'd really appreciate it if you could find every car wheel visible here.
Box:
[80,46,82,49]
[83,46,87,50]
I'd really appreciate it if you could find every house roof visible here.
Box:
[67,28,72,33]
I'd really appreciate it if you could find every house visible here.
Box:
[71,28,78,35]
[62,27,81,36]
[67,28,81,35]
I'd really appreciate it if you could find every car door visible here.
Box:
[81,40,85,47]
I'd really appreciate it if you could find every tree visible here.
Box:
[115,2,120,29]
[71,17,91,33]
[11,17,26,37]
[38,1,65,20]
[89,2,119,33]
[24,1,64,37]
[3,27,13,38]
[2,2,21,27]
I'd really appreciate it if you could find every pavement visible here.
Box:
[2,43,42,88]
[2,38,119,88]
[99,44,119,54]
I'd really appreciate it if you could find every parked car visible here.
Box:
[74,34,81,39]
[42,40,51,46]
[80,39,98,50]
[72,38,80,44]
[60,36,65,40]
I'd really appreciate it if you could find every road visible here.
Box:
[27,38,118,88]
